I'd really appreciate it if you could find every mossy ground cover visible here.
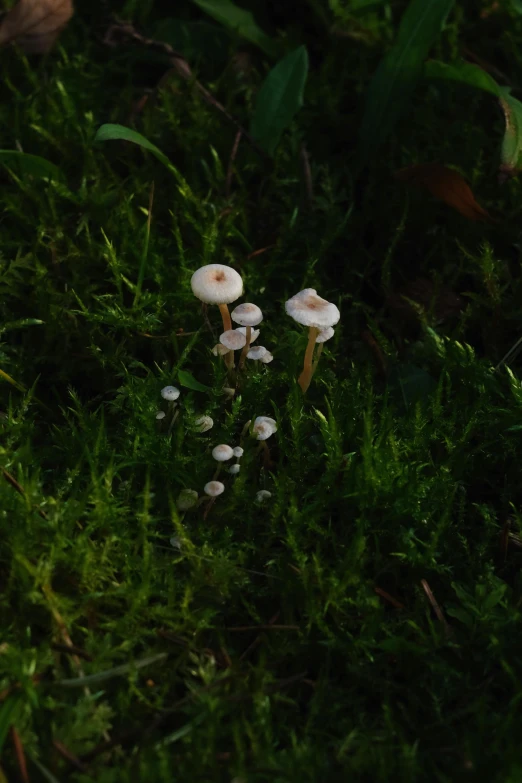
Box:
[3,1,522,780]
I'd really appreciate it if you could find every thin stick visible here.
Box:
[374,586,405,610]
[421,579,451,636]
[11,727,30,783]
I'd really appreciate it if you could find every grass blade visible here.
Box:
[94,124,172,169]
[55,652,168,688]
[499,92,522,180]
[357,0,455,167]
[0,695,23,755]
[424,59,501,95]
[178,370,211,392]
[251,46,309,155]
[0,150,63,181]
[191,0,278,57]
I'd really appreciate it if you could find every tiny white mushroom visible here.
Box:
[229,464,240,475]
[232,303,264,370]
[285,289,340,394]
[170,536,182,550]
[156,411,166,420]
[194,415,214,433]
[191,264,243,369]
[176,489,199,510]
[252,416,277,441]
[222,387,236,398]
[259,351,274,364]
[256,490,272,502]
[247,345,268,361]
[212,343,231,356]
[161,385,180,401]
[233,446,244,458]
[316,326,335,343]
[220,329,247,351]
[204,480,225,497]
[236,326,260,344]
[212,444,234,462]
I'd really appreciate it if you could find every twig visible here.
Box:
[300,143,314,211]
[226,130,242,197]
[421,579,451,636]
[240,612,280,662]
[374,586,405,610]
[1,467,47,519]
[52,740,88,773]
[103,18,270,161]
[50,642,93,661]
[11,727,30,783]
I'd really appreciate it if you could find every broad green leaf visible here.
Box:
[56,652,167,687]
[424,59,501,96]
[178,369,211,392]
[250,46,309,155]
[357,0,455,167]
[191,0,278,57]
[94,124,172,169]
[0,150,63,181]
[499,91,522,178]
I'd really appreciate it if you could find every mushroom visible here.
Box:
[247,346,268,361]
[191,264,243,369]
[204,480,225,497]
[313,327,335,373]
[194,415,214,433]
[231,303,263,370]
[285,288,340,394]
[220,330,247,352]
[236,326,260,344]
[156,411,166,420]
[259,350,273,364]
[212,343,231,357]
[212,444,234,462]
[161,386,180,401]
[176,489,199,510]
[252,416,277,441]
[233,446,244,458]
[228,464,240,475]
[256,490,272,502]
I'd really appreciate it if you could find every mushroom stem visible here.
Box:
[257,440,273,469]
[311,343,324,377]
[238,325,252,370]
[298,327,319,394]
[218,303,235,370]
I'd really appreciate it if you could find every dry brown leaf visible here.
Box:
[394,163,495,223]
[0,0,73,53]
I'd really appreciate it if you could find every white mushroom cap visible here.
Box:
[231,303,263,327]
[161,385,180,401]
[191,264,243,305]
[156,411,166,420]
[233,446,244,458]
[256,490,272,502]
[194,415,214,432]
[259,351,274,364]
[316,327,335,343]
[222,387,235,398]
[247,346,268,361]
[170,536,182,549]
[236,326,260,343]
[228,464,240,475]
[212,343,231,356]
[220,330,247,351]
[176,489,199,510]
[252,416,277,441]
[212,444,234,461]
[285,288,340,329]
[204,480,225,497]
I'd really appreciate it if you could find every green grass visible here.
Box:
[3,0,522,780]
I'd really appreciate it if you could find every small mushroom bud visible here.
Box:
[260,351,273,364]
[232,304,264,370]
[204,480,225,497]
[220,329,247,351]
[176,489,199,510]
[256,490,272,502]
[233,446,244,458]
[229,464,240,475]
[194,415,214,433]
[212,343,231,356]
[156,411,166,420]
[161,386,180,401]
[247,345,268,361]
[212,444,234,461]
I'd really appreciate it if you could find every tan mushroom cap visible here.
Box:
[212,343,231,356]
[252,416,277,441]
[247,345,268,361]
[231,303,263,327]
[285,288,340,329]
[204,480,225,497]
[316,326,335,343]
[212,444,234,461]
[220,329,247,350]
[191,264,243,305]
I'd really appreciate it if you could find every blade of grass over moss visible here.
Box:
[357,0,455,168]
[94,124,172,169]
[0,695,23,755]
[250,46,309,155]
[191,0,278,57]
[499,92,522,178]
[55,653,168,687]
[0,150,63,181]
[424,60,501,95]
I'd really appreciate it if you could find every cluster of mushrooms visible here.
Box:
[191,264,340,393]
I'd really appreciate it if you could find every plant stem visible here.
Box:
[298,327,319,394]
[238,325,252,370]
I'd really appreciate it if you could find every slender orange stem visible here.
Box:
[311,342,324,376]
[238,325,252,370]
[218,303,234,370]
[298,327,319,394]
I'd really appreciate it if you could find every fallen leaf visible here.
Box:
[395,163,494,222]
[0,0,73,54]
